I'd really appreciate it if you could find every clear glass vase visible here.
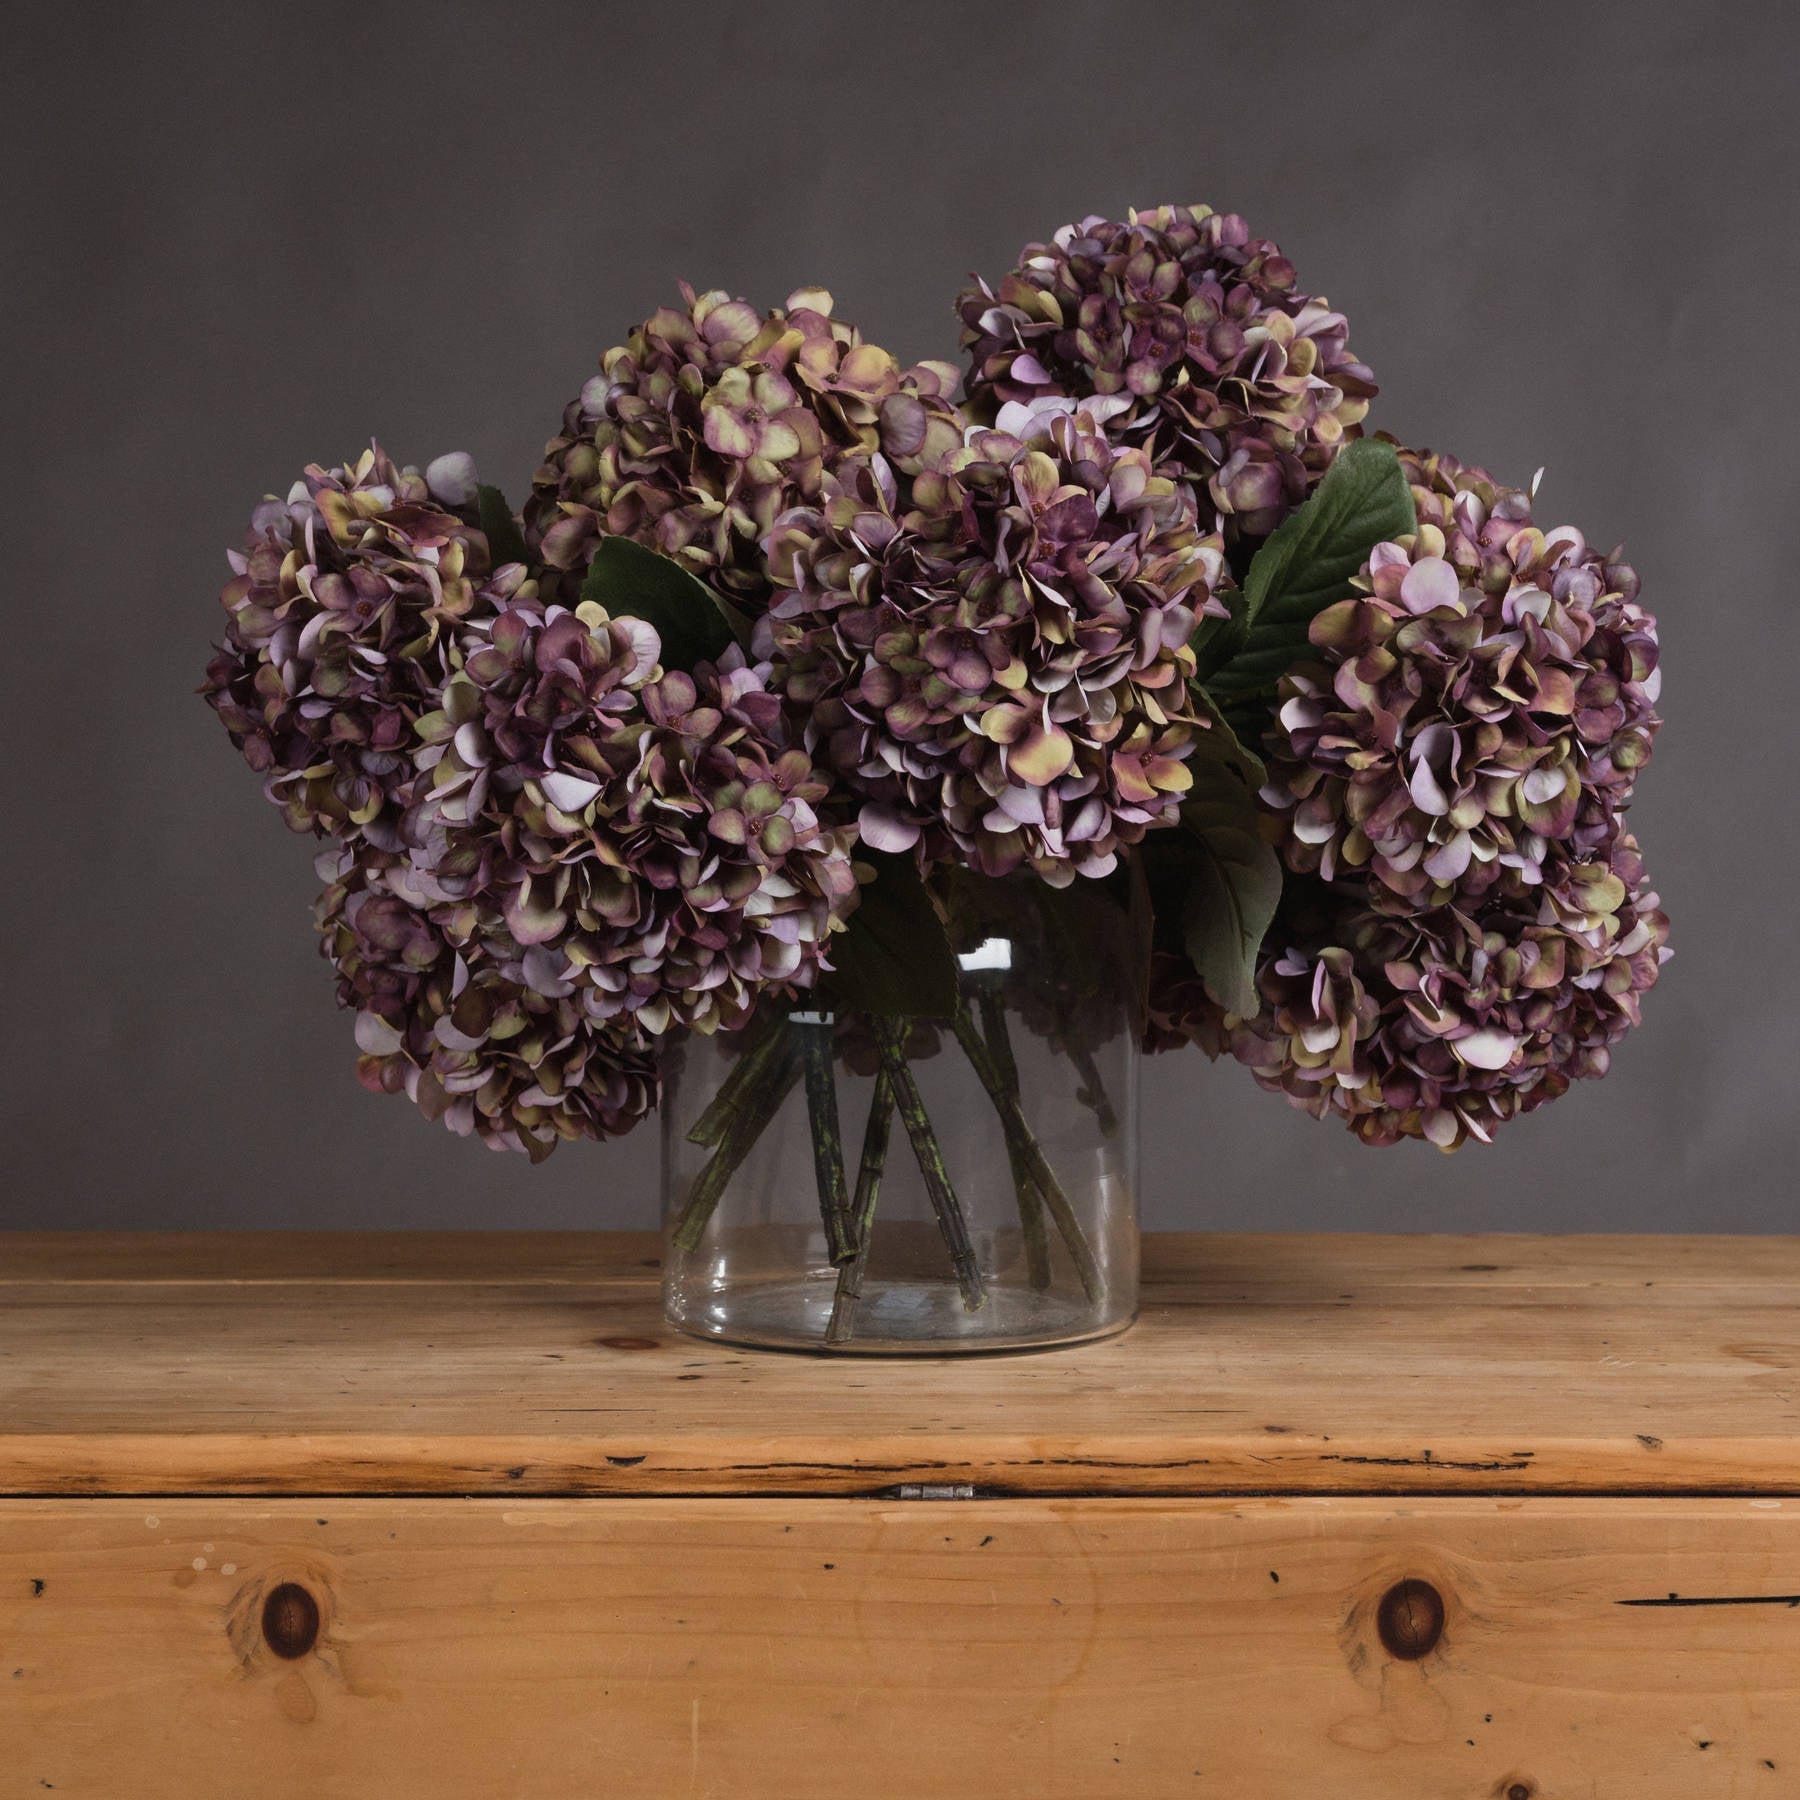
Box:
[659,875,1140,1353]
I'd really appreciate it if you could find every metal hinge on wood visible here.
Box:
[891,1483,976,1500]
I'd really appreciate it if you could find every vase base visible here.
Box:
[663,1273,1136,1356]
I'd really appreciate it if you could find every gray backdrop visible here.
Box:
[7,2,1796,1230]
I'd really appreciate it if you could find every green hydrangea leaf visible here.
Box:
[1187,580,1248,685]
[476,484,529,570]
[1178,808,1281,1018]
[579,535,752,673]
[1188,688,1268,793]
[819,851,959,1019]
[1201,438,1416,741]
[1141,700,1282,1017]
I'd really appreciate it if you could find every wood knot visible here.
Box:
[261,1583,320,1660]
[597,1335,661,1352]
[1376,1577,1444,1660]
[1503,1785,1534,1800]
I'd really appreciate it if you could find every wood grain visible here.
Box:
[4,1496,1798,1798]
[4,1233,1798,1496]
[5,1228,1794,1288]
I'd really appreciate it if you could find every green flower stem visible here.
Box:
[684,1006,786,1148]
[978,992,1052,1292]
[874,1020,987,1315]
[950,1005,1103,1305]
[1063,1035,1120,1139]
[670,1036,801,1251]
[825,1068,895,1347]
[797,1017,854,1265]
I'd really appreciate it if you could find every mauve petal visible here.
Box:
[354,1013,403,1056]
[1422,1108,1461,1147]
[1521,765,1569,806]
[1010,719,1076,786]
[1400,557,1461,614]
[1080,394,1133,426]
[1409,757,1452,817]
[979,702,1035,745]
[434,1018,489,1055]
[878,393,929,458]
[995,784,1046,826]
[617,618,661,681]
[424,452,479,508]
[702,405,757,460]
[1453,1027,1521,1071]
[541,771,602,813]
[1112,756,1158,804]
[1423,830,1474,882]
[993,399,1048,440]
[1064,796,1108,841]
[522,946,575,998]
[858,804,920,853]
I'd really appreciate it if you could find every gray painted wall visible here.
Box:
[7,1,1796,1230]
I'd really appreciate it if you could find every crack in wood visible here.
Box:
[1618,1592,1800,1608]
[1320,1452,1535,1472]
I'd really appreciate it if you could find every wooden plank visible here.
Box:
[3,1496,1798,1798]
[5,1229,1798,1288]
[3,1234,1798,1497]
[0,1231,667,1287]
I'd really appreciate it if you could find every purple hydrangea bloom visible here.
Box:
[202,445,525,845]
[957,206,1376,537]
[1260,446,1661,908]
[759,400,1230,884]
[527,284,961,608]
[1152,446,1669,1148]
[317,852,659,1162]
[1223,832,1670,1149]
[405,600,860,1035]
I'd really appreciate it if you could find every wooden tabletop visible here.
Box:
[2,1232,1796,1497]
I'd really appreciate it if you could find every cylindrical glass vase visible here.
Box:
[660,876,1139,1353]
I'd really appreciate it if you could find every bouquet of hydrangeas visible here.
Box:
[206,205,1667,1324]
